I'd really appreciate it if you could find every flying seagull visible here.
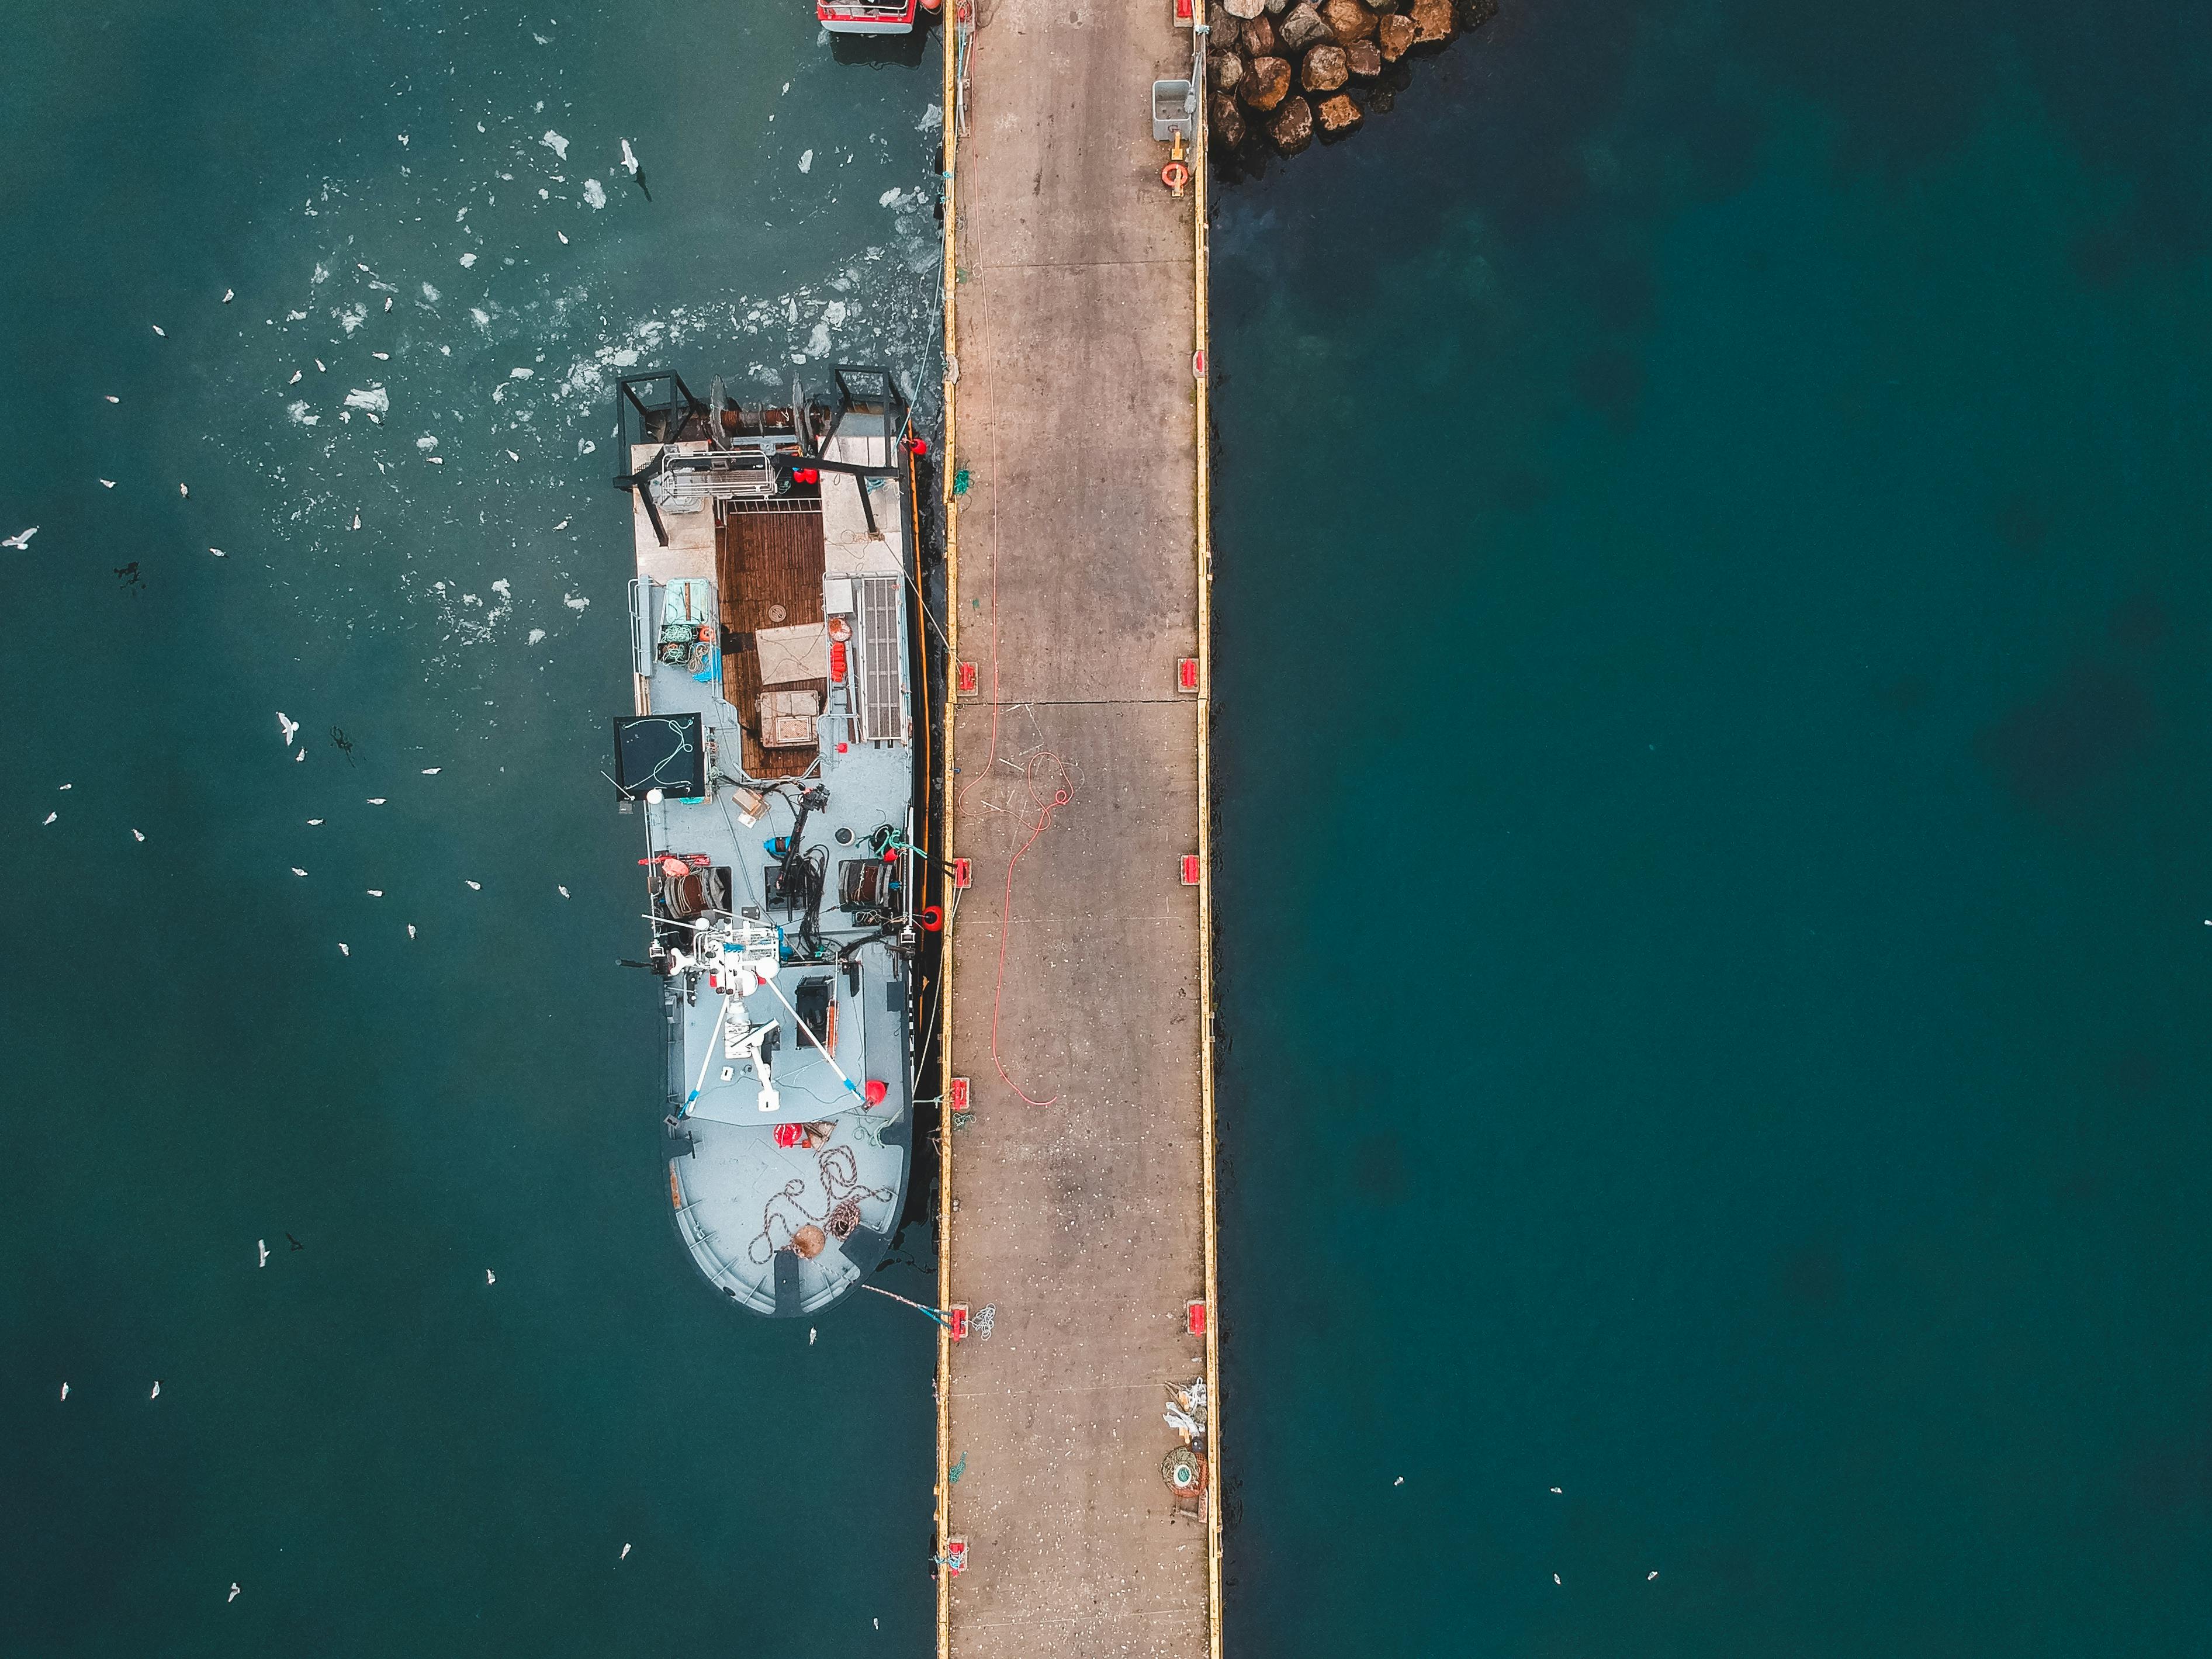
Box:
[258,1238,269,1267]
[2,527,37,550]
[278,712,300,745]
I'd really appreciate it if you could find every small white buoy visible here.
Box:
[151,1381,161,1400]
[227,1583,241,1603]
[619,1543,631,1560]
[465,879,482,891]
[132,829,145,842]
[486,1269,497,1285]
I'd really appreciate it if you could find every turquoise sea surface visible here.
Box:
[1214,2,2212,1654]
[0,6,941,1654]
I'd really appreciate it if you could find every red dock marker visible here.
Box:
[948,1304,970,1342]
[1181,854,1202,887]
[949,1076,970,1111]
[1177,657,1199,693]
[956,660,978,695]
[951,857,972,889]
[1187,1299,1207,1337]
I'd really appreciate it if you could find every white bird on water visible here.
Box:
[557,886,570,898]
[292,867,309,877]
[178,483,189,498]
[350,512,361,531]
[153,324,166,337]
[1393,1476,1404,1486]
[407,924,417,939]
[222,289,234,303]
[227,1583,241,1603]
[258,1239,269,1267]
[366,889,383,898]
[465,879,482,891]
[42,811,57,826]
[209,547,225,558]
[1553,1574,1562,1585]
[421,767,441,775]
[337,943,350,956]
[278,712,300,746]
[619,1543,631,1560]
[307,818,323,826]
[367,797,387,805]
[2,527,37,550]
[133,829,145,841]
[294,749,306,763]
[105,394,120,403]
[1647,1571,1659,1581]
[151,1381,161,1400]
[552,518,570,531]
[59,1382,68,1401]
[1549,1486,1563,1495]
[100,479,115,488]
[486,1269,497,1285]
[808,1326,817,1346]
[289,369,302,385]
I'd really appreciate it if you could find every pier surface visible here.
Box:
[937,5,1215,1658]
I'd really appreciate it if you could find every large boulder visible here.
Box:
[1301,44,1348,91]
[1210,50,1245,91]
[1365,0,1397,11]
[1207,4,1243,49]
[1209,91,1247,150]
[1241,55,1293,110]
[1278,1,1332,51]
[1321,0,1377,41]
[1263,0,1289,13]
[1408,0,1455,43]
[1314,92,1362,136]
[1223,0,1267,17]
[1241,12,1277,53]
[1344,39,1382,77]
[1268,94,1314,155]
[1376,12,1415,58]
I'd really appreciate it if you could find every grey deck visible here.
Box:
[943,1,1210,1654]
[626,425,919,1318]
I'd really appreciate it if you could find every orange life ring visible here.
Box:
[919,904,944,932]
[1161,160,1190,193]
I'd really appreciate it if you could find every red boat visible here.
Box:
[818,0,932,34]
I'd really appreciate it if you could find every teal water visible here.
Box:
[0,6,942,1653]
[1215,3,2212,1653]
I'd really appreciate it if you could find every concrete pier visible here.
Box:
[935,5,1218,1657]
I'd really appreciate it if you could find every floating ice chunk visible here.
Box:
[528,628,546,645]
[563,593,589,611]
[539,129,569,161]
[919,103,943,132]
[416,435,438,451]
[879,187,903,207]
[421,282,441,304]
[582,179,605,209]
[459,252,477,268]
[397,133,409,146]
[508,367,533,380]
[337,303,366,334]
[286,401,318,426]
[799,150,814,174]
[491,578,511,598]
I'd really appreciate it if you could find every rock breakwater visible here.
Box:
[1207,0,1496,161]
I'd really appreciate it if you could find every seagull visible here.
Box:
[621,138,639,175]
[105,394,120,403]
[367,796,387,805]
[42,811,57,826]
[808,1326,816,1346]
[315,358,326,372]
[421,767,441,775]
[372,351,389,361]
[407,924,417,938]
[294,749,306,763]
[178,483,189,498]
[350,512,360,531]
[619,1543,631,1560]
[486,1269,497,1285]
[209,548,226,557]
[1647,1571,1659,1581]
[132,829,144,841]
[288,369,302,385]
[151,1381,161,1400]
[1550,1487,1563,1494]
[558,231,570,245]
[307,818,323,825]
[557,885,570,898]
[227,1584,241,1603]
[383,296,393,313]
[153,324,166,336]
[1393,1476,1404,1486]
[59,1382,68,1401]
[99,479,115,487]
[427,456,443,465]
[2,527,37,550]
[292,867,309,877]
[465,879,482,891]
[506,449,520,462]
[366,889,383,897]
[1553,1574,1562,1585]
[223,289,234,303]
[258,1239,269,1267]
[337,943,350,956]
[278,712,300,745]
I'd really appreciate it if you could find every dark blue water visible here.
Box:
[1216,3,2212,1653]
[0,6,943,1653]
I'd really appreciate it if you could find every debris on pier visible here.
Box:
[1209,0,1497,161]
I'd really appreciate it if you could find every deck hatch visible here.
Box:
[857,575,906,744]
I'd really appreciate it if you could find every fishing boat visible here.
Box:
[818,0,932,36]
[608,366,934,1317]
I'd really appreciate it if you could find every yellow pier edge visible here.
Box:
[934,12,960,1659]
